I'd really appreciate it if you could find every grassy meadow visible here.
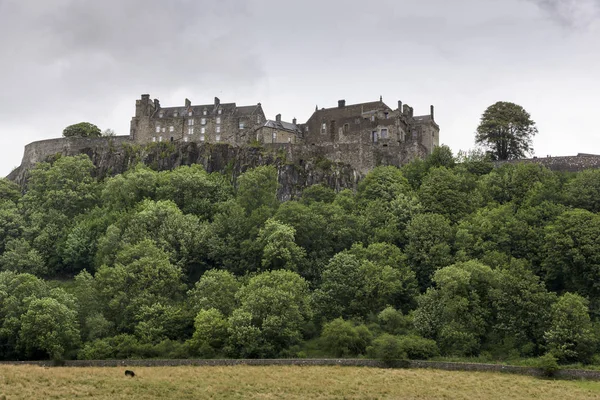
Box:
[2,365,600,399]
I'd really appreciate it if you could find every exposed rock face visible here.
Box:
[7,137,362,201]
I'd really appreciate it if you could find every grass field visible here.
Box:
[2,365,600,399]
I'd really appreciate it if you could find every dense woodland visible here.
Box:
[2,145,600,366]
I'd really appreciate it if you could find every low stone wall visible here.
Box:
[2,359,600,380]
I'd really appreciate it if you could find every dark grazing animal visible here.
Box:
[125,370,136,377]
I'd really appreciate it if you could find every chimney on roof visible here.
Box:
[141,94,150,100]
[315,105,318,111]
[338,99,346,108]
[185,98,191,108]
[430,105,435,121]
[403,104,410,116]
[154,99,160,109]
[398,101,402,111]
[380,95,382,102]
[292,117,297,125]
[214,97,220,106]
[276,114,281,122]
[410,107,414,117]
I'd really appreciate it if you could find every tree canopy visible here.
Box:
[475,102,537,160]
[62,122,102,138]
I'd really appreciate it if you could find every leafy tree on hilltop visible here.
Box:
[475,102,537,160]
[62,122,102,138]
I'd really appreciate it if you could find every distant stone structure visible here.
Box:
[129,94,440,172]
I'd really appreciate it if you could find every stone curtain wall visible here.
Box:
[1,358,599,380]
[495,154,600,172]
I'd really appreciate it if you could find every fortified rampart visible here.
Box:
[495,154,600,172]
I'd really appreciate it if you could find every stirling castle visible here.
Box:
[130,94,440,172]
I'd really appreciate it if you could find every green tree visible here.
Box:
[157,165,233,219]
[300,184,336,205]
[563,169,600,213]
[475,102,537,160]
[357,166,411,205]
[418,167,475,222]
[542,209,600,315]
[405,213,454,290]
[544,293,597,363]
[0,239,46,276]
[188,269,240,316]
[320,318,372,357]
[413,261,498,356]
[18,296,80,360]
[62,122,102,138]
[228,270,311,357]
[189,308,230,357]
[257,219,306,271]
[236,165,279,215]
[101,165,159,211]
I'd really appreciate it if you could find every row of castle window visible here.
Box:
[152,134,221,143]
[159,109,222,118]
[156,120,246,133]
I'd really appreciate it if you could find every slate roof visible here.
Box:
[152,102,260,118]
[261,120,301,134]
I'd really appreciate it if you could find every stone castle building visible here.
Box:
[130,94,440,171]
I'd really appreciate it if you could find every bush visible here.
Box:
[396,335,439,360]
[533,353,560,378]
[62,122,102,138]
[378,307,411,335]
[367,334,407,365]
[321,318,372,357]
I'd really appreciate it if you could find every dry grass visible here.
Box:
[1,365,600,399]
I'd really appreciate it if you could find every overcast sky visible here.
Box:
[1,0,599,176]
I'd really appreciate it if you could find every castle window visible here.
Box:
[152,137,156,142]
[184,136,188,142]
[218,109,222,115]
[380,128,388,139]
[203,109,207,116]
[188,119,194,126]
[372,131,378,143]
[256,115,260,123]
[216,134,221,141]
[216,126,221,133]
[384,112,389,119]
[159,136,163,142]
[155,126,160,133]
[273,132,277,141]
[201,127,206,134]
[343,123,349,133]
[188,127,194,135]
[188,111,193,116]
[169,126,174,132]
[371,115,375,122]
[239,122,245,129]
[288,137,292,143]
[216,117,221,124]
[321,122,326,134]
[159,113,164,118]
[174,112,178,117]
[161,127,166,133]
[201,118,206,125]
[200,134,205,141]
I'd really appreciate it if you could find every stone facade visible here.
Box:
[130,94,440,172]
[130,95,266,145]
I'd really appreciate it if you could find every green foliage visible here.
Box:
[320,318,372,357]
[189,308,230,357]
[357,166,411,204]
[532,353,560,377]
[544,293,597,364]
[236,165,279,215]
[475,102,537,160]
[62,122,101,138]
[188,269,240,316]
[563,169,600,213]
[257,219,306,271]
[366,334,408,364]
[418,167,475,222]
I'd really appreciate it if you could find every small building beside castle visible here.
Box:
[129,94,440,171]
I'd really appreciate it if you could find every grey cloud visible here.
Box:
[525,0,600,27]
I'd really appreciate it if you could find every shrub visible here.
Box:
[321,318,372,357]
[367,334,407,365]
[533,353,560,378]
[396,335,439,360]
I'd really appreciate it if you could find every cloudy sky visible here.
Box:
[1,0,599,176]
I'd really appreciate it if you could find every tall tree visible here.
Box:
[475,102,537,160]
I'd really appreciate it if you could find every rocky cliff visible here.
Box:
[7,137,363,201]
